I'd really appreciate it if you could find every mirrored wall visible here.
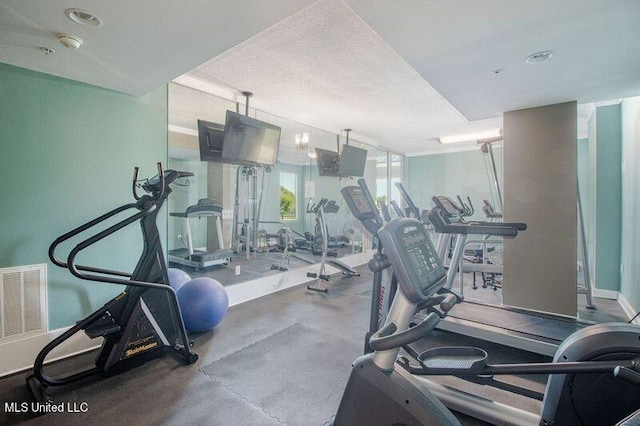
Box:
[167,83,404,287]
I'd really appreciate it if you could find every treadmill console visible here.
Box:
[431,195,462,222]
[377,218,446,303]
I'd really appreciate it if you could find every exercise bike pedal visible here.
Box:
[417,347,488,375]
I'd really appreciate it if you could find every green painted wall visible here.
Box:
[407,147,503,220]
[0,63,168,329]
[621,97,640,311]
[592,105,622,291]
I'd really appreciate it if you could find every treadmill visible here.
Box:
[395,184,594,356]
[169,198,233,269]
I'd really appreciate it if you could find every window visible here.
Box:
[280,172,297,220]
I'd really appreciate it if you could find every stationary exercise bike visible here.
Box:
[306,198,359,293]
[334,216,640,425]
[26,163,199,403]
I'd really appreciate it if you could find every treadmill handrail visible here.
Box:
[431,195,526,231]
[171,198,223,217]
[428,208,519,237]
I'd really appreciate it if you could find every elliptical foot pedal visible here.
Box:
[417,347,487,375]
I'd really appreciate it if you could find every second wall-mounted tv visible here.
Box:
[222,110,281,166]
[198,119,225,162]
[315,148,340,176]
[338,145,367,177]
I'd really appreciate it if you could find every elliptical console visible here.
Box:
[377,219,446,303]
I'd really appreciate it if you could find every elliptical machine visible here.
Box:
[334,218,640,423]
[26,163,199,403]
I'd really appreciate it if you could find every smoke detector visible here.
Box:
[58,34,83,49]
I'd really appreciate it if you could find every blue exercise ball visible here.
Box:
[177,277,229,332]
[168,268,191,293]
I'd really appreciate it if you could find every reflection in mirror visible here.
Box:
[167,83,403,288]
[404,143,503,305]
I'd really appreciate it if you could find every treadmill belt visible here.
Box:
[448,302,586,343]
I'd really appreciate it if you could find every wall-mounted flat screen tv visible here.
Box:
[315,148,340,176]
[222,110,281,166]
[338,145,367,177]
[198,119,225,162]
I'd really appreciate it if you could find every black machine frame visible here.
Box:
[26,163,198,403]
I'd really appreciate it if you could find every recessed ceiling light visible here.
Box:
[65,8,103,27]
[525,50,554,64]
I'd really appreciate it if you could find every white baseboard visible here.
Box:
[592,288,619,300]
[617,292,640,324]
[0,251,372,378]
[0,327,99,378]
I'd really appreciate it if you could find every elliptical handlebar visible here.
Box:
[394,182,421,219]
[369,311,441,351]
[306,198,329,213]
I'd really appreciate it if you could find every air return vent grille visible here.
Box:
[0,264,47,342]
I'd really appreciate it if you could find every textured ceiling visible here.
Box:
[189,0,498,153]
[2,0,639,154]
